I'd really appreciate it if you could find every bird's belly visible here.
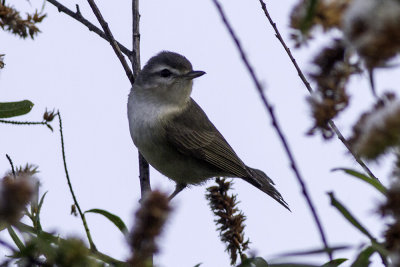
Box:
[128,97,225,184]
[139,137,222,185]
[131,124,222,184]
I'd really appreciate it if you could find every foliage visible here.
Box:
[2,0,400,266]
[0,1,46,39]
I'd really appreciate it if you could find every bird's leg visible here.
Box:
[168,183,187,200]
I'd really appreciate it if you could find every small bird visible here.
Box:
[127,51,289,210]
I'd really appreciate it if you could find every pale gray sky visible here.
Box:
[1,0,397,266]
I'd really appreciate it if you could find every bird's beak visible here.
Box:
[183,70,206,80]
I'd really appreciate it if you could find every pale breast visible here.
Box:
[127,92,223,184]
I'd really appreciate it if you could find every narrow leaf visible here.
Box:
[370,242,389,266]
[321,258,347,267]
[251,257,269,267]
[46,123,53,132]
[7,226,25,251]
[0,222,7,231]
[37,191,48,216]
[33,191,48,231]
[85,208,127,234]
[237,257,269,267]
[0,100,34,118]
[370,242,389,258]
[328,192,375,241]
[267,264,319,267]
[276,245,350,257]
[332,168,387,195]
[351,246,374,267]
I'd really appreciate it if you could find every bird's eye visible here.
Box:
[160,69,172,77]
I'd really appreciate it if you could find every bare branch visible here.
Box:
[46,0,132,60]
[132,0,141,78]
[86,0,134,84]
[131,0,151,199]
[257,0,377,181]
[211,0,332,260]
[0,119,53,131]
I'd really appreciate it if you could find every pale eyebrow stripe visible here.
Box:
[152,64,180,75]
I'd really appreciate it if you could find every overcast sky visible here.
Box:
[1,0,399,266]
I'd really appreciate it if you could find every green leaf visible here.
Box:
[276,246,350,258]
[0,222,7,232]
[7,226,25,251]
[238,257,269,267]
[46,123,53,131]
[85,208,127,235]
[300,0,318,33]
[351,246,374,267]
[332,168,387,195]
[193,264,202,267]
[267,264,318,267]
[0,100,34,118]
[328,192,375,241]
[33,191,48,231]
[251,257,269,267]
[321,258,347,267]
[370,242,389,258]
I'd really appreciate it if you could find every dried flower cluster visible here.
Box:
[206,178,250,265]
[128,190,172,267]
[290,0,351,46]
[0,54,4,69]
[349,92,400,160]
[343,0,400,69]
[43,108,56,122]
[0,3,46,39]
[307,40,356,138]
[291,0,400,68]
[381,166,400,265]
[0,165,38,225]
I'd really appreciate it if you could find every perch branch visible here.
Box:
[131,0,151,199]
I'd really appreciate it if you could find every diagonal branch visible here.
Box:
[46,0,132,60]
[86,0,134,84]
[257,0,377,180]
[211,0,332,260]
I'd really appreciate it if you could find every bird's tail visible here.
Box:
[242,167,290,211]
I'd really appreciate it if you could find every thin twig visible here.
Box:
[131,0,151,200]
[211,0,332,260]
[56,111,97,251]
[0,119,51,127]
[258,0,377,181]
[328,121,377,180]
[6,154,16,177]
[46,0,132,59]
[86,0,134,84]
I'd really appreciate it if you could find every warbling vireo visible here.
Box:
[128,51,289,210]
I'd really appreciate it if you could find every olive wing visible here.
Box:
[165,99,249,178]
